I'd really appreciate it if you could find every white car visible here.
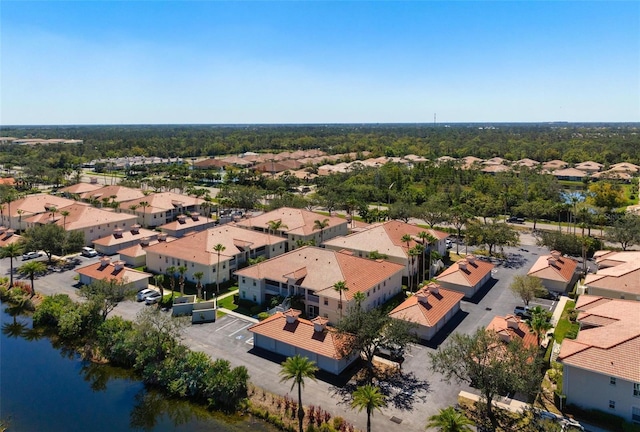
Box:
[81,247,98,257]
[137,289,157,302]
[145,292,163,305]
[21,251,42,260]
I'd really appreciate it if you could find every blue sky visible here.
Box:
[1,1,638,125]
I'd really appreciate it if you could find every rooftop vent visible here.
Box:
[458,260,468,271]
[416,290,430,305]
[284,308,301,324]
[90,177,98,184]
[191,212,200,221]
[467,255,476,264]
[130,224,141,234]
[113,227,123,238]
[158,233,167,242]
[113,260,125,271]
[177,215,187,224]
[311,316,328,332]
[140,237,150,247]
[426,282,440,295]
[99,257,111,268]
[506,316,520,329]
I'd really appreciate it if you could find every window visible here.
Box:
[611,377,617,386]
[324,298,328,306]
[242,277,246,284]
[634,383,640,397]
[253,281,256,286]
[632,406,640,423]
[609,400,616,410]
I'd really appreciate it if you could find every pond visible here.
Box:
[0,302,276,432]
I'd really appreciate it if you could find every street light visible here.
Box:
[388,182,396,206]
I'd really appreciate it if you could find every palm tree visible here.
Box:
[279,354,318,432]
[166,265,177,299]
[1,242,24,288]
[139,201,150,227]
[313,218,330,244]
[426,407,474,432]
[154,274,165,308]
[16,209,25,231]
[526,306,553,346]
[177,265,187,295]
[213,243,226,294]
[352,290,365,307]
[18,260,46,297]
[350,384,386,432]
[408,247,421,293]
[194,271,204,300]
[400,233,413,289]
[267,219,288,251]
[418,231,437,280]
[333,280,348,319]
[60,210,70,230]
[3,189,18,229]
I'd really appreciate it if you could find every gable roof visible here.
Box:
[558,295,640,383]
[389,283,463,327]
[527,251,578,283]
[436,255,495,288]
[121,192,204,213]
[25,203,138,230]
[323,220,447,259]
[76,259,151,284]
[249,310,350,359]
[584,259,640,296]
[486,314,538,349]
[144,225,284,266]
[158,214,215,232]
[236,246,404,301]
[236,207,347,237]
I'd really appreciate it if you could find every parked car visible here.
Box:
[514,305,531,318]
[145,292,163,305]
[446,239,453,249]
[81,247,98,257]
[137,289,157,302]
[21,251,42,260]
[507,216,525,223]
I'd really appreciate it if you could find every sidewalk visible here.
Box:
[550,296,570,326]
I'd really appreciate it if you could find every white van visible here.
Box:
[81,247,98,257]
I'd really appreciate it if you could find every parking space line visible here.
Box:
[246,338,254,345]
[215,318,238,332]
[229,323,252,336]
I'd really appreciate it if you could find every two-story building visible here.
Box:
[235,246,404,324]
[120,192,205,228]
[158,212,216,238]
[92,225,158,256]
[0,194,84,232]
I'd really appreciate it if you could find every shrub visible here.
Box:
[332,417,345,430]
[257,312,270,321]
[250,305,263,316]
[33,294,75,327]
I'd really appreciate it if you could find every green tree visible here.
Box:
[465,220,519,256]
[177,265,187,295]
[605,213,640,251]
[279,354,318,432]
[587,181,626,213]
[509,275,545,306]
[313,218,330,244]
[194,271,204,300]
[426,407,474,432]
[419,195,449,229]
[1,242,24,288]
[429,328,541,429]
[401,233,414,290]
[448,206,470,255]
[514,199,551,230]
[418,231,437,281]
[17,260,47,297]
[165,266,177,295]
[153,274,165,308]
[139,201,150,227]
[213,243,226,294]
[350,384,386,432]
[22,224,67,262]
[80,278,136,321]
[333,280,349,319]
[526,306,552,347]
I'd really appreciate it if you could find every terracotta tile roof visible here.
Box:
[527,251,578,283]
[542,160,568,170]
[5,194,83,218]
[118,237,175,258]
[591,170,632,181]
[323,220,447,259]
[0,178,16,186]
[584,259,640,296]
[0,228,21,247]
[436,255,495,288]
[81,185,146,203]
[249,310,351,359]
[59,182,104,195]
[158,214,215,232]
[93,227,157,247]
[121,192,204,213]
[513,158,540,167]
[76,259,151,284]
[236,207,347,237]
[574,161,603,171]
[552,168,589,177]
[481,164,510,173]
[25,203,138,230]
[193,158,229,169]
[593,250,640,268]
[220,155,252,166]
[145,225,283,266]
[558,295,640,383]
[389,283,463,327]
[236,246,404,301]
[486,314,538,349]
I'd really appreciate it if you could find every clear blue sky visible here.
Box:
[2,1,638,125]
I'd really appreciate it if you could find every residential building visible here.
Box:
[527,251,579,294]
[0,194,83,231]
[117,234,174,268]
[249,309,358,375]
[551,168,589,181]
[542,160,569,171]
[388,282,464,341]
[235,207,348,251]
[120,192,205,228]
[235,246,404,324]
[92,225,158,256]
[58,181,103,196]
[145,225,286,286]
[574,161,603,173]
[435,255,495,298]
[76,257,151,292]
[486,314,537,349]
[558,296,640,424]
[24,203,138,246]
[80,185,146,207]
[0,227,22,247]
[158,212,216,238]
[322,220,448,278]
[584,251,640,300]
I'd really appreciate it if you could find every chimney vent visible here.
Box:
[416,290,430,305]
[284,309,302,324]
[467,255,476,264]
[458,260,468,271]
[99,257,111,268]
[191,212,200,221]
[5,229,14,238]
[158,233,167,242]
[90,177,98,184]
[177,215,187,224]
[113,227,123,238]
[311,316,328,332]
[506,316,520,329]
[0,226,6,234]
[426,282,440,295]
[114,260,125,271]
[140,237,150,247]
[130,224,141,234]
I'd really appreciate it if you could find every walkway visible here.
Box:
[214,289,259,323]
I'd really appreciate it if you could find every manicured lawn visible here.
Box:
[217,295,238,311]
[554,300,579,343]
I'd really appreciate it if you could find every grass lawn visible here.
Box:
[217,295,238,311]
[554,300,579,343]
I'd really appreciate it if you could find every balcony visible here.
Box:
[307,294,320,304]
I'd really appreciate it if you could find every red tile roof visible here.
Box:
[249,310,351,359]
[389,283,463,327]
[558,295,640,383]
[436,255,495,288]
[236,207,347,237]
[76,259,151,284]
[486,314,538,349]
[527,251,578,283]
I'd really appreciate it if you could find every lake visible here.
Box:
[0,303,276,432]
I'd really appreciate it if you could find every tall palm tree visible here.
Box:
[18,260,46,297]
[60,210,70,230]
[418,231,437,280]
[16,209,25,231]
[267,219,288,251]
[426,407,474,432]
[313,218,330,244]
[153,274,165,309]
[213,243,226,294]
[194,271,204,300]
[333,280,349,319]
[177,265,187,295]
[1,242,24,288]
[3,189,18,229]
[139,201,150,227]
[526,306,553,346]
[166,265,177,298]
[408,247,421,293]
[401,233,413,290]
[350,384,386,432]
[279,354,318,432]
